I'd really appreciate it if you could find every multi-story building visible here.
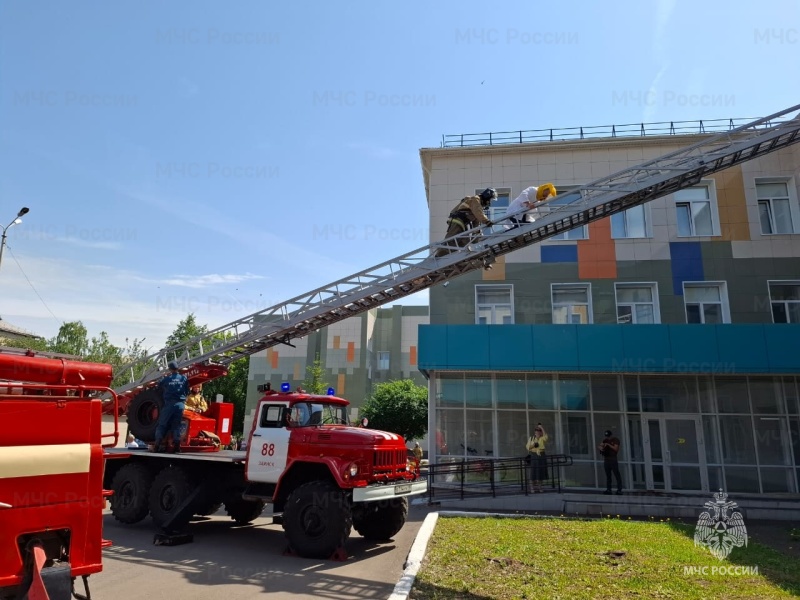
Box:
[418,119,800,495]
[244,305,428,431]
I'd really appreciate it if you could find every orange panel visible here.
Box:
[596,261,618,279]
[579,262,598,279]
[333,335,340,350]
[293,362,301,380]
[410,346,417,366]
[347,342,355,363]
[337,373,346,395]
[271,350,279,369]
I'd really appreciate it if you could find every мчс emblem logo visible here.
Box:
[694,489,748,560]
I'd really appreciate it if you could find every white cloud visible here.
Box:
[152,273,265,288]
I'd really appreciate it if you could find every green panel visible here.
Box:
[667,325,720,369]
[531,325,579,370]
[716,325,769,373]
[764,325,800,371]
[576,325,623,370]
[619,326,672,372]
[488,325,533,369]
[447,325,490,368]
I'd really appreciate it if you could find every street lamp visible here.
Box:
[0,207,30,273]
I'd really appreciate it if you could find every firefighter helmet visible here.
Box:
[479,188,498,208]
[536,183,557,201]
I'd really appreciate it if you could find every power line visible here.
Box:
[6,245,61,324]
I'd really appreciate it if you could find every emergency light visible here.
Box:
[327,387,335,396]
[281,382,291,392]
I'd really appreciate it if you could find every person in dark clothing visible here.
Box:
[599,429,623,494]
[153,360,189,453]
[435,188,497,265]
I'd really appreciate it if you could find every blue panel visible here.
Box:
[576,325,624,370]
[620,327,673,372]
[667,325,720,370]
[418,325,448,369]
[531,325,579,370]
[488,325,534,369]
[541,245,578,263]
[670,242,704,295]
[716,325,769,373]
[446,325,490,369]
[764,325,800,370]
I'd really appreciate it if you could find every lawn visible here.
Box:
[410,516,800,600]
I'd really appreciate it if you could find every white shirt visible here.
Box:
[506,186,544,223]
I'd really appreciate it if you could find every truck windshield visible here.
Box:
[288,402,349,426]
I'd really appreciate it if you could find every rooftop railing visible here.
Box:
[441,116,795,148]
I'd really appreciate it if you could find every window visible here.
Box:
[757,181,795,234]
[377,351,390,370]
[546,187,588,240]
[552,284,592,324]
[769,281,800,323]
[615,283,659,323]
[475,285,513,324]
[476,187,510,234]
[611,205,648,238]
[674,182,718,237]
[683,282,730,324]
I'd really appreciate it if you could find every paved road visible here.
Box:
[91,502,432,600]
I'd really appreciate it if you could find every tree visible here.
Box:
[302,354,330,394]
[361,379,428,441]
[50,321,90,357]
[203,357,248,434]
[164,313,207,350]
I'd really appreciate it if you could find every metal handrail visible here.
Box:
[441,116,794,148]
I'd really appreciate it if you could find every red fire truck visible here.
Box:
[0,348,119,600]
[104,378,426,560]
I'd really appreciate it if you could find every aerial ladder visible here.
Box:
[112,103,800,403]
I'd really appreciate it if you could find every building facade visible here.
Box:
[244,305,428,431]
[418,123,800,495]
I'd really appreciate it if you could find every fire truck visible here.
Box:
[0,347,119,600]
[103,378,426,560]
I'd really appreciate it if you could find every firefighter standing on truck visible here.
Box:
[186,384,208,413]
[435,187,497,258]
[153,360,189,453]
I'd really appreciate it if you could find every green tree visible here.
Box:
[302,354,330,394]
[361,379,428,441]
[202,357,248,435]
[50,321,90,357]
[0,335,48,352]
[164,313,207,350]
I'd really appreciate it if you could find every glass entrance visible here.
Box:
[643,416,707,491]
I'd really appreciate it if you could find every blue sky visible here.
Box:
[1,0,798,350]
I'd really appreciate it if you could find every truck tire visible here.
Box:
[149,465,194,530]
[128,388,163,442]
[352,498,408,541]
[224,497,265,524]
[109,463,153,524]
[283,480,352,559]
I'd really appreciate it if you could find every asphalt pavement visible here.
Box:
[91,502,432,600]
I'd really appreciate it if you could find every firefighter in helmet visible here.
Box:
[435,187,497,258]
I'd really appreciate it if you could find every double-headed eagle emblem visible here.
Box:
[694,489,748,560]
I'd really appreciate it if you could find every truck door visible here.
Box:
[246,402,290,484]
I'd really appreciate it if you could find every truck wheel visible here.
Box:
[149,466,194,530]
[353,498,408,541]
[283,481,352,559]
[128,389,163,442]
[110,463,153,524]
[224,497,266,524]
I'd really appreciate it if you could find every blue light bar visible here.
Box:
[281,382,291,392]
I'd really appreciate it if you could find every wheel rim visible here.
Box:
[299,505,327,538]
[119,481,135,508]
[136,399,158,426]
[159,485,177,513]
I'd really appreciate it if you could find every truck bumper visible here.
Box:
[352,479,427,503]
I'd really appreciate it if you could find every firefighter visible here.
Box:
[186,384,208,413]
[434,187,497,260]
[153,361,189,453]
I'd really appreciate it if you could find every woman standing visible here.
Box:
[526,423,549,493]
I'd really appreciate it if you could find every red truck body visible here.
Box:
[0,350,118,600]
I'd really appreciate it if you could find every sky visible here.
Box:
[0,0,798,352]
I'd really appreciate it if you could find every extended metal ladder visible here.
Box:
[113,103,800,398]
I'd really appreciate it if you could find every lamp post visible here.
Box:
[0,207,30,273]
